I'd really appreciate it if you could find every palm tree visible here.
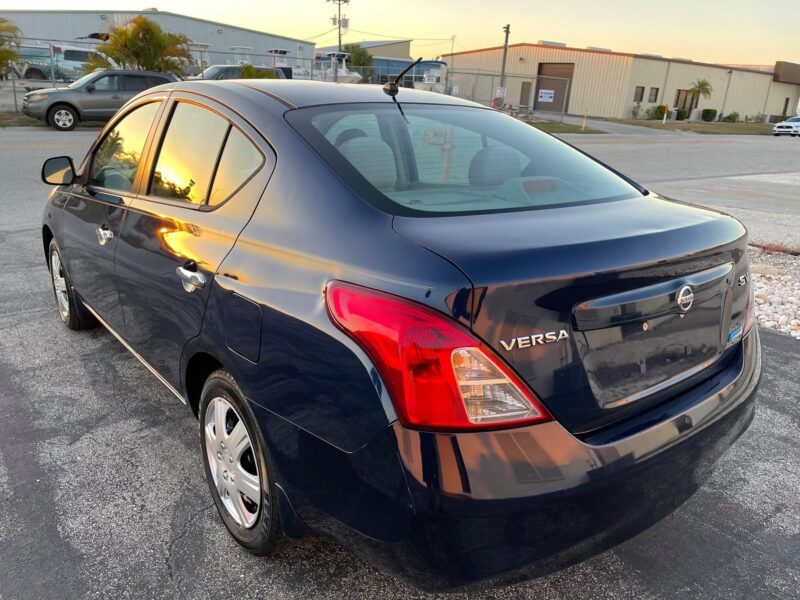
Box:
[0,18,22,78]
[689,78,713,110]
[85,16,191,77]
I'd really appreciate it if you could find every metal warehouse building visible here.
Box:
[0,9,315,70]
[443,42,800,120]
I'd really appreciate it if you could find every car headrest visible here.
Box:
[334,128,368,147]
[338,137,397,188]
[103,171,132,192]
[468,146,521,186]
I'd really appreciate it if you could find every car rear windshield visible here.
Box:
[286,103,642,216]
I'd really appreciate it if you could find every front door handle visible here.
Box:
[96,226,114,245]
[112,94,121,99]
[176,265,206,293]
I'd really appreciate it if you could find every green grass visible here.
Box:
[528,121,606,134]
[0,111,46,127]
[610,119,774,135]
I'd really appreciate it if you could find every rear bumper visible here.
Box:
[262,330,760,591]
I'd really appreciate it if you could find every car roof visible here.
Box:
[173,79,483,109]
[94,69,176,77]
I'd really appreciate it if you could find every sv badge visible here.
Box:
[500,330,569,351]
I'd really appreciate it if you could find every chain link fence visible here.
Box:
[441,69,571,122]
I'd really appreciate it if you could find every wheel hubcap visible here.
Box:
[204,397,261,528]
[50,250,70,321]
[54,109,73,128]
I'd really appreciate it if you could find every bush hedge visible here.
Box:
[701,109,718,122]
[676,109,689,121]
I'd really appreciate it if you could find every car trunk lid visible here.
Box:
[393,194,750,434]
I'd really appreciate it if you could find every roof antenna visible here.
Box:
[383,57,423,97]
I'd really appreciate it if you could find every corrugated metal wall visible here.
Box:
[445,44,800,119]
[0,10,315,67]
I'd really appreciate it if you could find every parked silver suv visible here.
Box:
[22,69,177,131]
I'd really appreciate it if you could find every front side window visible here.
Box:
[91,75,118,91]
[149,103,229,204]
[90,102,160,191]
[286,103,642,216]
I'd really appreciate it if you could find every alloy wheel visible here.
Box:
[50,250,70,321]
[53,109,74,129]
[204,397,261,528]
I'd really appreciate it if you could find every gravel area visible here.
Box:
[749,246,800,340]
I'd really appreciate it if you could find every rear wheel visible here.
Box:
[49,104,79,131]
[24,68,46,80]
[48,240,96,330]
[199,370,283,555]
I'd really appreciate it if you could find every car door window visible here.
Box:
[149,102,229,205]
[90,102,160,192]
[123,75,150,92]
[208,128,264,206]
[91,75,118,91]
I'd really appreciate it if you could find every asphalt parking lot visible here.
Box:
[0,126,799,600]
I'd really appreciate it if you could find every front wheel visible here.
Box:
[199,370,284,555]
[49,104,79,131]
[48,239,96,330]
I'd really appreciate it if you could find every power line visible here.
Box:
[347,28,452,41]
[301,27,338,41]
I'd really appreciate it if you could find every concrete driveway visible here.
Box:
[0,127,798,599]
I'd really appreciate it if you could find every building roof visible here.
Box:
[0,9,310,45]
[443,42,784,76]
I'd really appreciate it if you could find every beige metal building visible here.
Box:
[443,42,800,120]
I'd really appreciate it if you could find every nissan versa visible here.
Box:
[40,79,761,591]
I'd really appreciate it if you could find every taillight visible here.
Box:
[325,280,550,431]
[743,278,755,336]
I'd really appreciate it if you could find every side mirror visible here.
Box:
[41,156,76,186]
[85,83,95,92]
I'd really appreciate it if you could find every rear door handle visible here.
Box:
[176,265,206,293]
[96,226,114,245]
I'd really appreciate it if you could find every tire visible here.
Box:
[24,68,46,80]
[48,239,97,330]
[199,370,284,555]
[48,104,79,131]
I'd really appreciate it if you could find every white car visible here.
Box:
[773,116,800,136]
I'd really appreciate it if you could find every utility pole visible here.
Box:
[329,0,350,52]
[499,24,510,91]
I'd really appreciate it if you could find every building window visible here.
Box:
[648,87,659,103]
[633,86,645,102]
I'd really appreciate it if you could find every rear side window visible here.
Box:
[90,102,160,191]
[63,50,89,62]
[208,128,264,206]
[149,103,229,204]
[286,104,642,216]
[123,75,150,91]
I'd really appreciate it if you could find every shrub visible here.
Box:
[631,102,642,119]
[701,108,718,122]
[745,112,766,123]
[647,105,667,120]
[676,109,689,121]
[721,112,739,123]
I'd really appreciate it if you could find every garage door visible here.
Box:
[534,63,574,112]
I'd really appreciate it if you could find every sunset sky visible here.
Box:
[4,0,798,65]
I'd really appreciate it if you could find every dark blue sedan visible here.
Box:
[40,80,761,591]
